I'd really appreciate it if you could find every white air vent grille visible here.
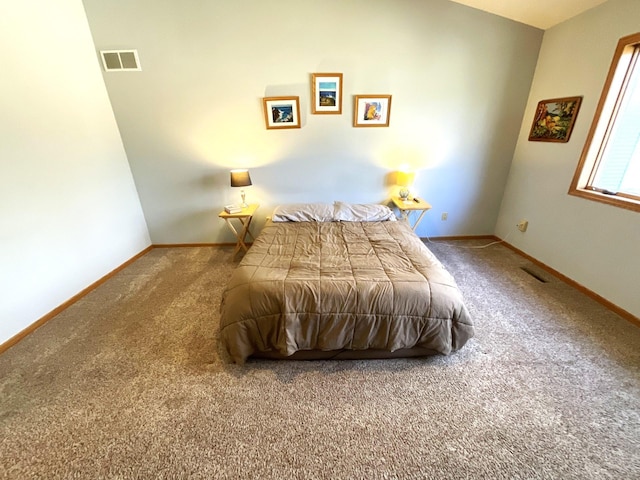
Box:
[100,50,141,71]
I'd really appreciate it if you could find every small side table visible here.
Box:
[218,204,259,258]
[391,196,432,231]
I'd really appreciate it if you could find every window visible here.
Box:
[569,32,640,212]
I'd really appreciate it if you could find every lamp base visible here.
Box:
[398,187,411,203]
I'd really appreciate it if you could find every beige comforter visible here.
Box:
[219,220,474,363]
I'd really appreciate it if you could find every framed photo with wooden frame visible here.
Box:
[528,96,582,142]
[353,95,392,127]
[262,96,301,129]
[311,73,343,114]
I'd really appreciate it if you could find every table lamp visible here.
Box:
[230,169,252,207]
[396,170,415,202]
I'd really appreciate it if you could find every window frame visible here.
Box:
[569,32,640,213]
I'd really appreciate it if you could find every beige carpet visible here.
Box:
[0,241,639,479]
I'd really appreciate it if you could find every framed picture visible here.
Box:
[262,96,301,129]
[311,73,343,114]
[353,95,392,127]
[528,96,582,142]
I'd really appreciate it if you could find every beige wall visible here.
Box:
[3,0,634,345]
[82,0,543,243]
[0,0,151,343]
[496,0,640,317]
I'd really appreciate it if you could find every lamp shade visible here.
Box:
[396,170,415,187]
[230,169,252,187]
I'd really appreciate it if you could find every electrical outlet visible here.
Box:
[441,212,448,221]
[517,220,528,232]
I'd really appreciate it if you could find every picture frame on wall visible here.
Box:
[528,96,582,142]
[311,73,343,114]
[353,95,392,127]
[263,96,301,129]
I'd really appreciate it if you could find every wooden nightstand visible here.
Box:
[218,204,259,258]
[391,196,432,231]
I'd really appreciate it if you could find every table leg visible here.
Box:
[224,216,254,258]
[240,216,255,243]
[411,210,428,231]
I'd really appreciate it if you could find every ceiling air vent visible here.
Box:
[100,50,141,72]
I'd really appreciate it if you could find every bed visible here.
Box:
[219,202,474,363]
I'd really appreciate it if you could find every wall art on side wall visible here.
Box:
[528,96,582,142]
[353,95,392,127]
[263,96,301,129]
[311,73,343,114]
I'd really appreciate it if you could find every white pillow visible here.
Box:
[333,202,396,222]
[271,203,335,222]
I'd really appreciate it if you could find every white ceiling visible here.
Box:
[447,0,609,29]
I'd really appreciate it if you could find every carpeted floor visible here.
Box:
[0,241,639,479]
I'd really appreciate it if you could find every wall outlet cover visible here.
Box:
[517,220,529,232]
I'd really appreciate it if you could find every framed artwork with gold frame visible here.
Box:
[311,73,343,114]
[353,94,392,127]
[262,96,301,129]
[528,96,582,142]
